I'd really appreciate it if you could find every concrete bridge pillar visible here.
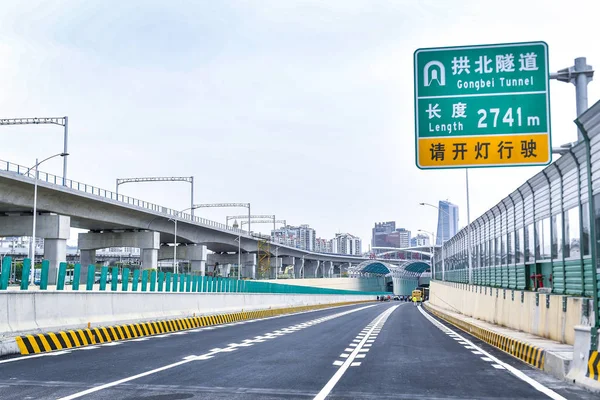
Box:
[158,244,207,275]
[325,261,334,278]
[207,253,256,279]
[78,231,160,282]
[304,260,320,278]
[294,257,304,278]
[0,214,70,285]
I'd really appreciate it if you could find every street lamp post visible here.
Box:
[275,246,279,280]
[418,229,436,278]
[25,152,69,283]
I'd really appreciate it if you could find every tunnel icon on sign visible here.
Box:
[423,61,445,87]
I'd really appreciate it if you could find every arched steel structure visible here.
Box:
[349,259,431,296]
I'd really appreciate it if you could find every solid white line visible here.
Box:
[313,305,399,400]
[418,306,566,400]
[58,358,193,399]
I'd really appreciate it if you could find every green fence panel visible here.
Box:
[99,266,108,291]
[72,264,80,290]
[132,269,140,292]
[0,256,10,290]
[86,265,95,290]
[141,270,148,292]
[40,260,50,290]
[180,274,186,292]
[157,271,165,292]
[191,276,197,292]
[150,270,157,292]
[165,273,171,292]
[57,262,67,290]
[110,267,118,291]
[20,258,31,290]
[185,275,191,292]
[172,273,178,292]
[122,268,130,291]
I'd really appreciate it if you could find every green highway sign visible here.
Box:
[414,41,551,169]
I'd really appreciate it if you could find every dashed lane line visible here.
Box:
[418,305,566,400]
[56,304,378,400]
[314,305,399,400]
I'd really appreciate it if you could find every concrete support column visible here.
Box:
[325,261,333,278]
[207,253,255,279]
[79,230,160,271]
[159,244,207,275]
[80,250,96,284]
[191,260,206,275]
[304,260,318,278]
[294,257,304,279]
[141,248,158,270]
[0,214,70,284]
[44,239,66,285]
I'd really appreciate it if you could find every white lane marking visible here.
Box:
[418,306,567,400]
[100,343,122,346]
[492,364,506,369]
[129,338,149,342]
[314,305,399,400]
[351,362,361,367]
[79,346,100,350]
[58,304,378,400]
[471,351,483,355]
[344,348,353,352]
[481,357,493,362]
[333,361,343,366]
[48,351,72,356]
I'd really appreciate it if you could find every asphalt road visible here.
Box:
[0,302,596,399]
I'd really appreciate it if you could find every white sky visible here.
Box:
[1,0,599,248]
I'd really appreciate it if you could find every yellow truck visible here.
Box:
[411,289,423,303]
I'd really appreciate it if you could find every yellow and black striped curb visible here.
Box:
[424,303,544,370]
[15,300,372,355]
[587,351,600,381]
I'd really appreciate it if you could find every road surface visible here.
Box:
[0,302,595,399]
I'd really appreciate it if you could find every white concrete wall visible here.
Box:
[430,281,592,345]
[262,277,385,292]
[0,291,373,338]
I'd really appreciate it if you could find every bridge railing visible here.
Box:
[0,159,248,236]
[0,159,367,260]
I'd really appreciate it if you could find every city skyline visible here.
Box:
[1,1,596,251]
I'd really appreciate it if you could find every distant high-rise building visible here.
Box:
[315,238,332,253]
[436,200,459,245]
[372,221,396,247]
[272,224,316,251]
[331,233,362,255]
[397,228,411,248]
[411,234,430,247]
